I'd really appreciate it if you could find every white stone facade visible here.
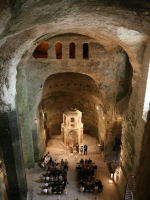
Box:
[61,110,83,147]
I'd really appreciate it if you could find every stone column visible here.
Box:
[0,110,27,200]
[17,67,35,168]
[76,43,83,59]
[0,177,4,200]
[48,42,56,59]
[62,42,69,59]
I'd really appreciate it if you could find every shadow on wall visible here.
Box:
[136,109,150,200]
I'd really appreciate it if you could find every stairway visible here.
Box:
[125,176,136,200]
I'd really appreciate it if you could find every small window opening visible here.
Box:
[71,118,74,122]
[69,43,75,58]
[33,41,48,58]
[55,42,62,59]
[83,43,88,59]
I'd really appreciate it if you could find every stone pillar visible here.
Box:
[48,42,56,59]
[17,68,35,168]
[32,129,39,162]
[62,42,69,59]
[0,110,27,200]
[76,43,83,59]
[0,178,4,200]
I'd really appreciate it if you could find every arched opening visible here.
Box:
[83,43,89,59]
[15,32,134,200]
[33,41,48,58]
[69,43,75,58]
[55,42,62,59]
[39,72,103,145]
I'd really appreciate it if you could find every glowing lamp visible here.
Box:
[109,179,113,183]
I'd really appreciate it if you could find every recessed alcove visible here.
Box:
[55,42,62,59]
[69,42,75,58]
[33,41,49,58]
[39,72,104,144]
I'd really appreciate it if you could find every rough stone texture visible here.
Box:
[0,111,27,200]
[0,0,11,36]
[27,134,121,200]
[0,1,150,199]
[136,109,150,200]
[40,72,102,138]
[16,33,129,168]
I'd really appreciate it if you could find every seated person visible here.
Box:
[59,174,63,182]
[87,158,92,164]
[96,180,103,192]
[61,159,64,166]
[80,185,84,192]
[44,182,49,187]
[42,187,48,194]
[80,158,84,164]
[45,176,50,181]
[49,186,52,194]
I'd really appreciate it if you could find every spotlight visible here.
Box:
[109,179,113,183]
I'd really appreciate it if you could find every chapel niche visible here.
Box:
[61,109,83,147]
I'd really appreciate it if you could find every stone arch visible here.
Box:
[37,72,105,155]
[33,41,49,58]
[0,4,149,199]
[15,32,136,169]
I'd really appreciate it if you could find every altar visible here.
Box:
[61,109,83,147]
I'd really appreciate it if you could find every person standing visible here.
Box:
[84,144,88,155]
[80,146,83,155]
[76,143,79,153]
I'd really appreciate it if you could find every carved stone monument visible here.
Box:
[61,109,83,147]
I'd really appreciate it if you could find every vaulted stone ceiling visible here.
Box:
[0,1,150,200]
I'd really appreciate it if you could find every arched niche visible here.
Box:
[37,72,105,155]
[33,41,49,58]
[83,43,89,59]
[69,42,75,58]
[55,42,62,59]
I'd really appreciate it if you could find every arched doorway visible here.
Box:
[38,72,104,151]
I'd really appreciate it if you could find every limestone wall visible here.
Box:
[0,2,150,199]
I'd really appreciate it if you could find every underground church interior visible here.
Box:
[0,0,150,200]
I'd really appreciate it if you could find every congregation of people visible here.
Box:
[39,152,68,195]
[37,145,103,196]
[76,158,103,193]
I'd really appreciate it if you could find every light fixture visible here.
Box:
[96,105,99,110]
[109,179,113,183]
[114,167,120,183]
[111,173,114,179]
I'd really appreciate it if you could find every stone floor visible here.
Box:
[27,134,121,200]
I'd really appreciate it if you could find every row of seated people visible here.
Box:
[76,158,103,193]
[39,152,68,169]
[77,158,97,177]
[38,152,68,195]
